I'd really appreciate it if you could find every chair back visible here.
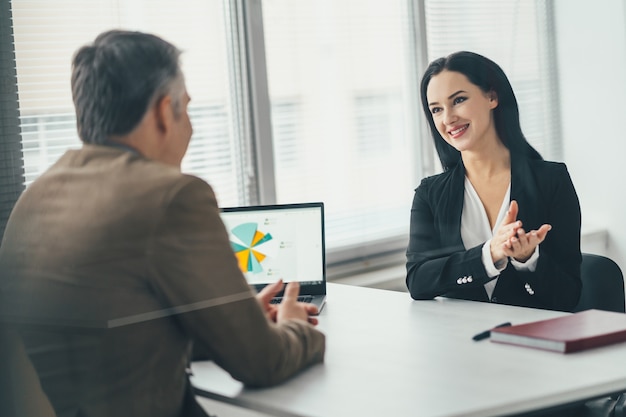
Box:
[574,253,625,313]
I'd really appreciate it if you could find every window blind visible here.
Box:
[9,0,250,208]
[261,0,421,254]
[423,0,562,161]
[3,0,563,262]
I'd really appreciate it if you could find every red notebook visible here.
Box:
[490,309,626,353]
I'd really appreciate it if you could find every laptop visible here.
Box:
[219,202,327,313]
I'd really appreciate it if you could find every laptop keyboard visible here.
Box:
[270,296,313,304]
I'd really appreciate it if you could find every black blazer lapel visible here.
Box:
[439,162,466,248]
[510,157,542,231]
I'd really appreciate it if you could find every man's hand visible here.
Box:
[256,280,319,325]
[255,279,284,322]
[277,282,319,326]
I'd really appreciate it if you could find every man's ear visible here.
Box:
[154,95,172,133]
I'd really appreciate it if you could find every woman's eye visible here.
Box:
[430,107,441,114]
[453,96,467,105]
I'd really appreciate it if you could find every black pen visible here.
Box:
[472,322,512,341]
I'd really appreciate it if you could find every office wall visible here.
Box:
[554,0,626,273]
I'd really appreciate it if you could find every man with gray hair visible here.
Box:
[0,30,325,417]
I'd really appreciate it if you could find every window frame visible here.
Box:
[1,0,563,274]
[0,1,25,238]
[242,0,428,271]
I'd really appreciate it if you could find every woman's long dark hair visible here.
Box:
[420,51,542,170]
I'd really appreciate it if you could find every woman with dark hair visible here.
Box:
[406,51,582,311]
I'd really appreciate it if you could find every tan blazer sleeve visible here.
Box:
[0,325,56,417]
[146,176,325,387]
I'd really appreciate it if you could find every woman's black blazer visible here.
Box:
[406,156,582,312]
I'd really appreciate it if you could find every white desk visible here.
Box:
[191,283,626,417]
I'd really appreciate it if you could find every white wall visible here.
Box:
[554,0,626,273]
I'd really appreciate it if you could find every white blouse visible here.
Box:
[461,177,538,299]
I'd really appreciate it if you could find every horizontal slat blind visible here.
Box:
[262,0,420,252]
[9,0,249,207]
[424,0,562,161]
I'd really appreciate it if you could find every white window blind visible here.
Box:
[261,0,421,254]
[424,0,562,161]
[5,0,563,263]
[10,0,250,207]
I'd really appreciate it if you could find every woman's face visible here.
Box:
[425,70,499,154]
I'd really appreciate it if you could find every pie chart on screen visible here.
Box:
[229,222,278,274]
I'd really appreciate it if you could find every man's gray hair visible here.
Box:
[71,30,184,144]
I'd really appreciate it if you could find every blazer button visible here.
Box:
[457,278,463,284]
[467,276,473,283]
[524,283,535,295]
[491,297,498,303]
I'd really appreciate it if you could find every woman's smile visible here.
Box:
[448,124,469,138]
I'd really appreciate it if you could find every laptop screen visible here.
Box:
[219,203,326,291]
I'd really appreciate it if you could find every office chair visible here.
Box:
[573,253,625,313]
[572,254,626,417]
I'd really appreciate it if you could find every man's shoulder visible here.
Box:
[61,145,208,188]
[28,146,214,212]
